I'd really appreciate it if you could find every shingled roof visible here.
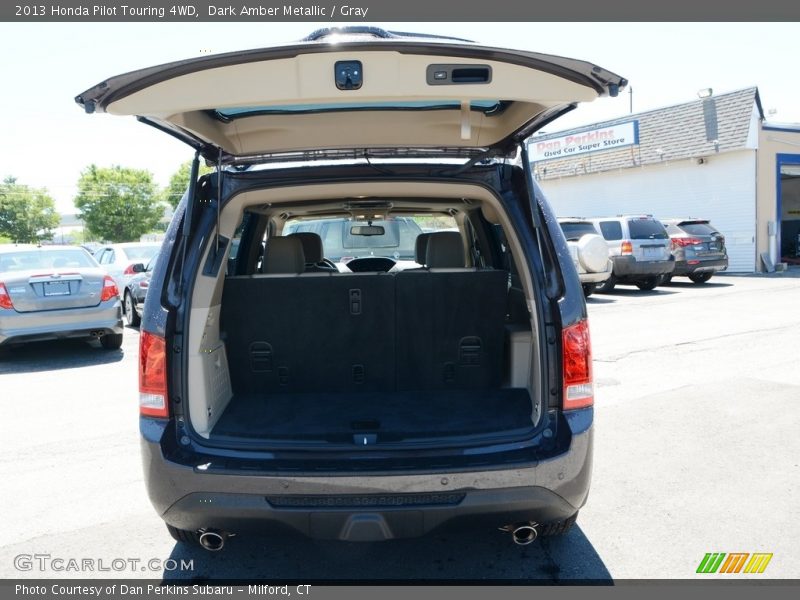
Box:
[530,87,762,181]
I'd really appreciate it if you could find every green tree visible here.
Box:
[74,165,164,242]
[0,176,61,243]
[161,160,213,208]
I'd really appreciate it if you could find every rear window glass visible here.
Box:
[679,222,718,236]
[0,248,96,271]
[122,246,160,261]
[598,221,623,241]
[628,219,668,240]
[283,215,456,263]
[216,100,502,119]
[560,222,598,241]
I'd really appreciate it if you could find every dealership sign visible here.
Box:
[529,121,639,161]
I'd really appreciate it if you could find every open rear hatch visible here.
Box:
[75,27,627,163]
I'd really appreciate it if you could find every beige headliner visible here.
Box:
[107,51,598,155]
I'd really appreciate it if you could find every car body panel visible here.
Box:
[76,31,626,161]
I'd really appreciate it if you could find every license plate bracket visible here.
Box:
[43,281,71,296]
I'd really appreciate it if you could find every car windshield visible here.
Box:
[679,222,718,236]
[628,219,668,240]
[0,248,96,272]
[283,215,456,262]
[559,222,598,241]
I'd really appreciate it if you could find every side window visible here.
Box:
[94,249,106,264]
[598,221,623,241]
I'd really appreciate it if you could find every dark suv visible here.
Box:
[76,28,626,549]
[660,219,728,283]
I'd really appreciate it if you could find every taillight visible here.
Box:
[0,283,14,310]
[123,264,137,275]
[672,237,702,248]
[139,280,149,289]
[562,320,593,411]
[139,331,169,418]
[100,276,119,302]
[620,240,633,255]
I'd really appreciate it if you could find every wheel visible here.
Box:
[596,275,616,293]
[100,332,123,350]
[124,291,141,327]
[582,283,596,297]
[689,272,713,284]
[166,524,201,546]
[539,513,579,537]
[636,277,659,291]
[659,274,672,285]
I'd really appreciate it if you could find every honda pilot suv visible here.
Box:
[590,215,675,291]
[76,27,626,549]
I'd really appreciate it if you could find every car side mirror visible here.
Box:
[131,263,146,273]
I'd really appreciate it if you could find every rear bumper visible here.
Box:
[0,301,123,346]
[672,257,728,276]
[140,412,593,541]
[578,266,613,284]
[612,255,675,278]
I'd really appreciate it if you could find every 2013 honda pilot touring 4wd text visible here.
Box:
[76,27,626,550]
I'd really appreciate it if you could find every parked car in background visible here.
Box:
[123,252,159,327]
[557,218,612,297]
[94,243,161,290]
[589,215,675,291]
[660,219,728,284]
[0,245,123,350]
[77,26,626,549]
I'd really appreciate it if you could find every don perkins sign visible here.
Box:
[529,121,639,162]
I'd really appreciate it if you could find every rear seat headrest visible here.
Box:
[262,236,305,274]
[426,231,466,269]
[289,232,324,264]
[414,233,431,265]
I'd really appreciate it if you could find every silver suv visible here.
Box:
[590,215,675,291]
[77,27,626,550]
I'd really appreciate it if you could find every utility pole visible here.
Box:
[629,86,633,114]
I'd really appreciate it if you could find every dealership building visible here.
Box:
[529,87,800,272]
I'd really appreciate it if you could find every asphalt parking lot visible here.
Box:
[1,272,799,582]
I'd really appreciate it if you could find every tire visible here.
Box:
[636,277,659,291]
[166,525,201,546]
[124,291,141,327]
[689,272,713,284]
[659,274,672,285]
[582,283,596,297]
[539,513,578,537]
[100,332,123,350]
[577,234,610,273]
[597,275,616,293]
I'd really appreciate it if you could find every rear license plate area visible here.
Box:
[43,281,71,296]
[643,247,660,258]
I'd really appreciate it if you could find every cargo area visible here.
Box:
[202,265,536,447]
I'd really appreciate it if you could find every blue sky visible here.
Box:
[1,22,798,212]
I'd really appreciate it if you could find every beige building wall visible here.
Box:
[757,127,800,268]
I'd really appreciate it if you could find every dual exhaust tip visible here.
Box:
[197,523,539,550]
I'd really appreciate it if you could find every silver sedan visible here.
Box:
[0,245,123,350]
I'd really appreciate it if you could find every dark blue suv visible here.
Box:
[76,27,625,550]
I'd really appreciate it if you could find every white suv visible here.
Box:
[557,218,612,297]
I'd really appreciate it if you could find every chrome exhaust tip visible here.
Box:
[499,522,539,545]
[198,530,226,551]
[511,524,538,545]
